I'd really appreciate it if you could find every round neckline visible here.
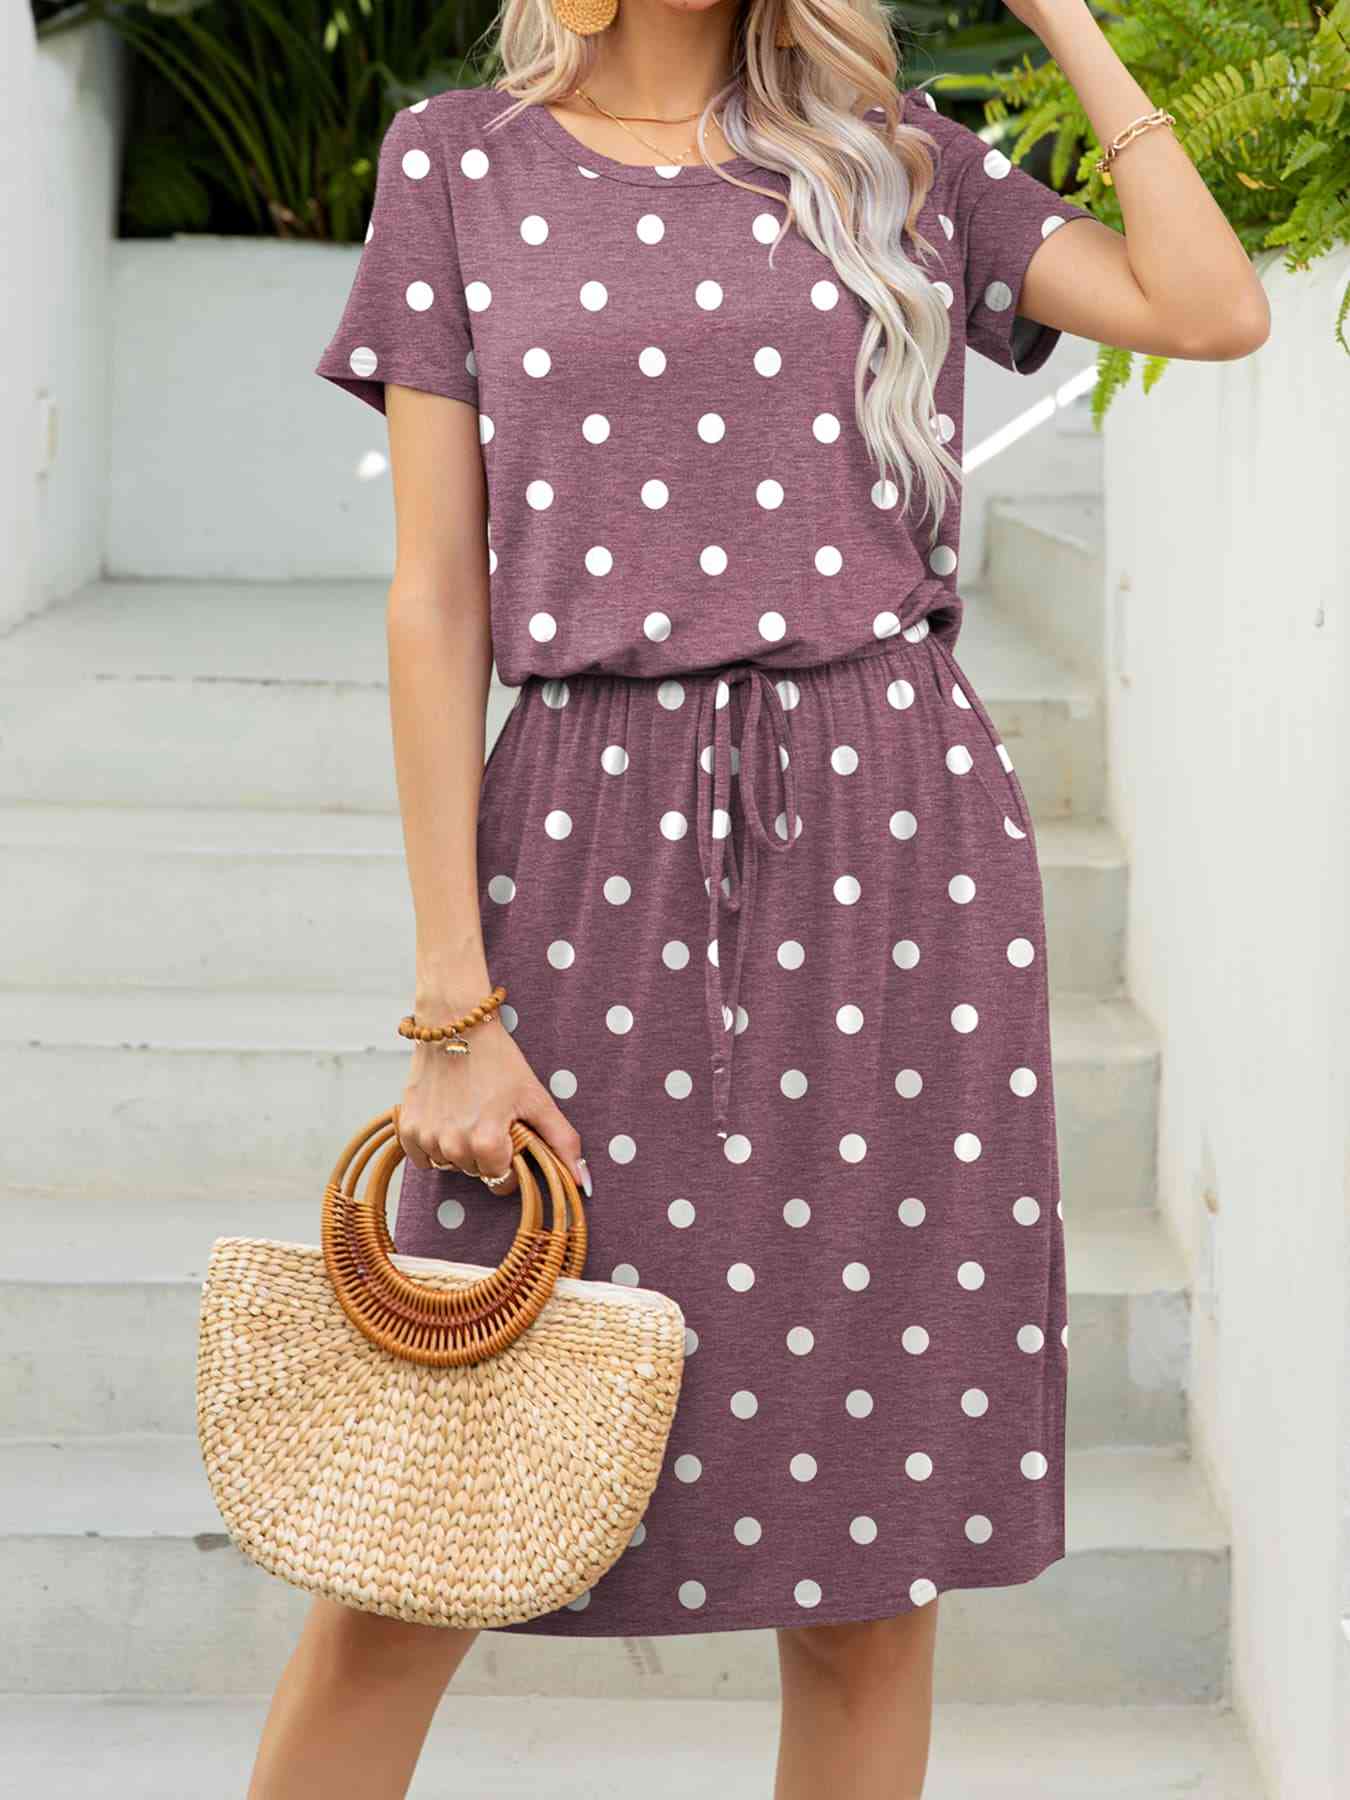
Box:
[522,96,766,188]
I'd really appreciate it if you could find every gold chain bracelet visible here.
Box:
[1095,107,1177,185]
[399,985,507,1057]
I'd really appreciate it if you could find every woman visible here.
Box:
[255,0,1267,1794]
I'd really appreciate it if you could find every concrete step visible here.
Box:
[1,1196,1187,1448]
[0,577,1099,824]
[0,1694,1267,1797]
[0,986,1159,1214]
[3,1435,1230,1704]
[0,803,1127,997]
[986,496,1106,684]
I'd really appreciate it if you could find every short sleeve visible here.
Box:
[912,96,1094,375]
[314,103,479,415]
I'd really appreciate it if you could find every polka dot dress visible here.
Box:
[315,82,1091,1637]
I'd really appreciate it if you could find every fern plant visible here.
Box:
[946,0,1350,422]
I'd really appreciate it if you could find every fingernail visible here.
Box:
[576,1157,593,1198]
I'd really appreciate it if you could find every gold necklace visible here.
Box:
[575,85,717,166]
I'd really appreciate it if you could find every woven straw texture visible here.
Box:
[197,1235,686,1628]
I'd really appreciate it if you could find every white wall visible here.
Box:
[105,237,1099,581]
[0,8,39,631]
[1105,247,1350,1800]
[34,21,127,608]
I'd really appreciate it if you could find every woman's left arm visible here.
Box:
[1007,0,1272,359]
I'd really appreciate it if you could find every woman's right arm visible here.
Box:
[383,381,589,1198]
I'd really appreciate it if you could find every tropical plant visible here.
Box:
[946,0,1350,420]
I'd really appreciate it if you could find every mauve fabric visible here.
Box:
[314,82,1083,1635]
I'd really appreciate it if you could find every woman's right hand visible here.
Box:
[394,1015,591,1201]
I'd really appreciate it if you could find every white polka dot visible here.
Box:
[985,280,1014,313]
[831,745,859,775]
[723,1133,752,1164]
[905,1451,933,1481]
[668,1196,696,1227]
[811,279,840,310]
[735,1516,762,1545]
[930,545,958,577]
[873,611,902,639]
[609,1134,637,1166]
[934,413,956,442]
[752,211,780,244]
[1018,1323,1046,1353]
[887,678,915,711]
[812,412,841,444]
[901,1325,930,1355]
[546,939,575,970]
[961,1387,989,1417]
[789,1452,817,1482]
[638,346,667,377]
[932,280,954,309]
[756,478,784,508]
[1043,214,1067,237]
[945,745,975,776]
[487,873,515,904]
[579,279,608,312]
[700,545,728,576]
[662,939,690,968]
[659,809,688,841]
[1011,1067,1038,1097]
[727,1262,755,1292]
[949,874,976,904]
[584,546,614,578]
[522,346,552,378]
[872,478,899,509]
[657,680,685,711]
[910,1577,938,1606]
[678,1580,706,1609]
[636,213,665,244]
[1013,1195,1041,1226]
[996,743,1015,772]
[731,1389,758,1419]
[674,1453,702,1482]
[582,413,610,444]
[644,611,673,644]
[436,1197,464,1229]
[611,1262,639,1285]
[776,678,801,710]
[849,1517,878,1546]
[833,874,861,905]
[965,1514,993,1543]
[664,1068,692,1099]
[815,544,843,575]
[954,1132,982,1163]
[939,213,955,239]
[895,1070,923,1102]
[835,1003,864,1035]
[839,1133,867,1164]
[405,280,435,312]
[606,1004,634,1034]
[629,1522,646,1546]
[519,213,549,244]
[464,280,491,313]
[1022,1451,1049,1480]
[566,1588,591,1611]
[843,1261,871,1291]
[774,810,803,842]
[845,1389,873,1418]
[655,164,682,180]
[460,147,489,180]
[640,478,670,510]
[348,345,378,378]
[408,98,430,114]
[957,1260,985,1290]
[758,611,787,642]
[685,1326,699,1355]
[525,479,554,511]
[401,148,431,180]
[890,809,918,841]
[601,745,629,777]
[786,1325,814,1355]
[754,345,782,377]
[794,1577,824,1605]
[951,1003,979,1034]
[550,1068,577,1100]
[544,808,572,839]
[695,279,724,310]
[783,1196,811,1227]
[984,147,1012,179]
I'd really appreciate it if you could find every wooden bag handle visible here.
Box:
[320,1107,588,1367]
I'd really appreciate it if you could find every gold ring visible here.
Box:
[479,1170,510,1188]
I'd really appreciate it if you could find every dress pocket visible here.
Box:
[928,638,1035,846]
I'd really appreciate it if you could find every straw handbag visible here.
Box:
[196,1106,686,1628]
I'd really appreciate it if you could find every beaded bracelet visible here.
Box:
[399,985,507,1057]
[1095,108,1177,184]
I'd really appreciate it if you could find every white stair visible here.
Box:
[0,498,1263,1786]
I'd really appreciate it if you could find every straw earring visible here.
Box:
[551,0,618,33]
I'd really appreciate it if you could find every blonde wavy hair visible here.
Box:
[483,0,961,541]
